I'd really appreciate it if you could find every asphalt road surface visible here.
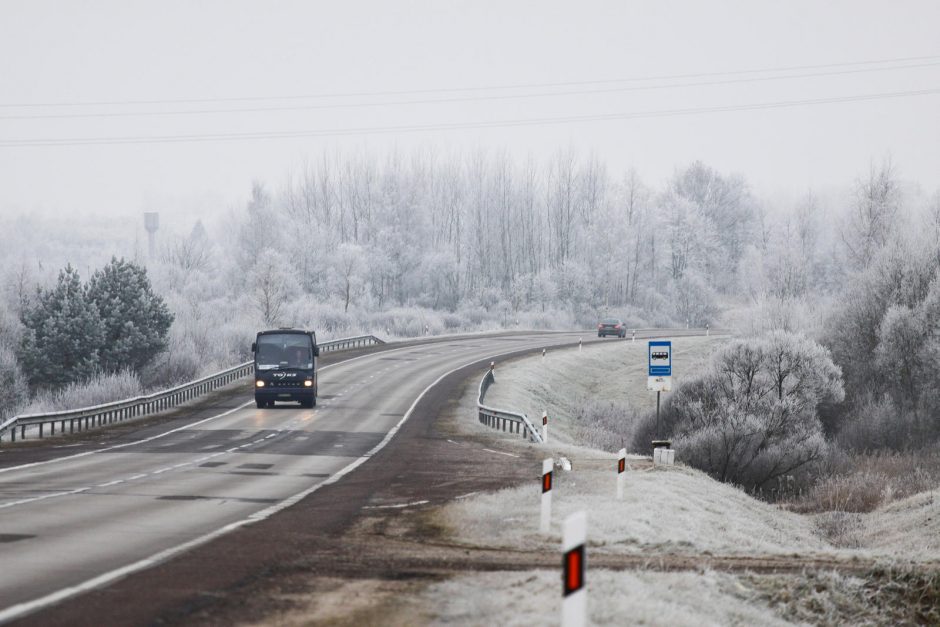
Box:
[0,330,699,624]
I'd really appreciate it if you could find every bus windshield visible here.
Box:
[255,333,313,371]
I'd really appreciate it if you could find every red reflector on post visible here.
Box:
[563,545,585,596]
[618,458,625,473]
[542,471,553,493]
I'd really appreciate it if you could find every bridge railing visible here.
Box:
[0,334,385,444]
[477,364,543,444]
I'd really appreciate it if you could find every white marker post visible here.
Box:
[579,337,582,352]
[562,511,587,627]
[542,411,549,443]
[706,323,710,336]
[542,348,547,359]
[631,329,636,343]
[616,448,626,499]
[541,458,553,533]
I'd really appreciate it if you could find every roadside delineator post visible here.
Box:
[579,337,582,352]
[706,323,710,337]
[542,348,547,359]
[616,448,626,499]
[562,511,587,627]
[631,329,636,343]
[542,411,549,443]
[541,458,553,533]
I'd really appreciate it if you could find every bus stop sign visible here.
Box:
[648,341,672,377]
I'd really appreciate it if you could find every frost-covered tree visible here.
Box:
[17,265,104,389]
[840,159,902,270]
[248,249,298,326]
[332,242,365,313]
[668,332,844,490]
[86,257,173,374]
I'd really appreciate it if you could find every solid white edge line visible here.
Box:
[362,500,430,510]
[0,342,552,624]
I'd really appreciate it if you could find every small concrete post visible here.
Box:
[562,511,587,627]
[616,448,626,499]
[541,458,553,533]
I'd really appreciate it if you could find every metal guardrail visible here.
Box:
[0,334,385,444]
[477,364,543,443]
[320,334,385,352]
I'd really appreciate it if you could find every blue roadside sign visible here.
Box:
[648,340,672,376]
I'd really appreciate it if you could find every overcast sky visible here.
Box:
[1,0,937,224]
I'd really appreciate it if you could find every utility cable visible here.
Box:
[1,88,936,148]
[1,61,937,121]
[0,54,937,109]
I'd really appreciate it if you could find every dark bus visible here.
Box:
[251,329,319,408]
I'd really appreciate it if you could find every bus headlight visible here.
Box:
[304,380,313,387]
[255,380,265,388]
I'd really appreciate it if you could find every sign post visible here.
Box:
[647,341,672,437]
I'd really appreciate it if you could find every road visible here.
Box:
[0,331,583,621]
[0,329,703,624]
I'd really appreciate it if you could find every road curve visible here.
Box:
[0,330,700,624]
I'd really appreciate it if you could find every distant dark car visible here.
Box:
[597,318,626,338]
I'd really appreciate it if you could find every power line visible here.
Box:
[1,54,938,109]
[2,61,938,121]
[2,88,936,148]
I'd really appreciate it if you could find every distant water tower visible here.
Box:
[143,212,160,259]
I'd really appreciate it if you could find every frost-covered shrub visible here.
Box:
[570,398,640,451]
[441,312,464,330]
[790,450,940,513]
[653,331,844,491]
[24,369,142,413]
[0,346,28,419]
[836,396,914,452]
[516,307,576,330]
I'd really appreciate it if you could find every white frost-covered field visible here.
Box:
[420,337,940,625]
